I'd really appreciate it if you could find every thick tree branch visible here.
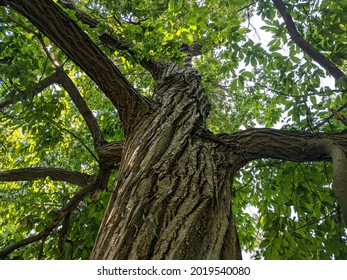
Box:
[219,128,347,223]
[3,0,151,135]
[0,167,94,187]
[219,128,347,163]
[272,0,347,82]
[0,72,60,110]
[319,139,347,225]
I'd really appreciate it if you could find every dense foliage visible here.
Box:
[0,0,346,259]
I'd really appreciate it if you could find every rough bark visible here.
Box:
[92,138,241,259]
[0,167,94,187]
[91,62,242,259]
[219,128,347,163]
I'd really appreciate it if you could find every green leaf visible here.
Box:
[168,0,175,12]
[241,71,254,79]
[309,95,317,105]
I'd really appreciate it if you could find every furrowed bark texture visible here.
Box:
[91,65,242,259]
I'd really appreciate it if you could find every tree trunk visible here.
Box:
[91,65,242,259]
[3,0,347,260]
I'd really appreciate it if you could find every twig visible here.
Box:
[331,108,347,126]
[58,211,71,253]
[236,1,257,13]
[46,116,98,162]
[0,72,61,110]
[313,102,347,129]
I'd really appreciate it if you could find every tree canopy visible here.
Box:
[0,0,347,259]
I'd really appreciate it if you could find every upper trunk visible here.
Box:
[91,63,242,259]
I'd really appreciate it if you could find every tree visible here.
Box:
[0,0,346,260]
